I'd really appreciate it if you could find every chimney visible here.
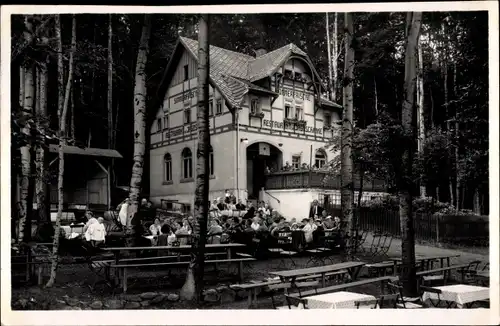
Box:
[255,47,267,57]
[254,34,267,57]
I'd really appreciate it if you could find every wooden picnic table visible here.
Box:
[390,254,460,276]
[104,243,246,264]
[269,261,366,288]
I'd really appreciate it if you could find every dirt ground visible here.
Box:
[11,235,489,310]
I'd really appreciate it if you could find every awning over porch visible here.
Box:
[48,144,123,159]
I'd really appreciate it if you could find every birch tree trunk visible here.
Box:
[35,58,49,230]
[453,62,459,208]
[333,13,338,102]
[19,64,34,243]
[326,13,333,101]
[46,14,76,287]
[341,12,355,259]
[374,76,378,116]
[70,88,75,139]
[399,12,422,297]
[127,15,151,229]
[417,34,426,197]
[180,14,210,303]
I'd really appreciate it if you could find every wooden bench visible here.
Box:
[113,257,256,293]
[416,264,470,288]
[230,270,348,307]
[290,275,399,298]
[115,252,226,264]
[366,261,402,277]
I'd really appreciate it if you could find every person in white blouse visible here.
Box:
[149,218,163,236]
[250,217,261,232]
[302,218,317,244]
[83,211,98,234]
[85,217,107,246]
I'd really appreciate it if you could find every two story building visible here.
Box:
[149,36,344,211]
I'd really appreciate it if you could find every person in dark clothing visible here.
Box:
[243,202,255,220]
[216,197,226,211]
[235,199,246,211]
[309,200,324,218]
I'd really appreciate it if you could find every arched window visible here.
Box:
[182,148,193,179]
[315,149,327,168]
[163,153,172,182]
[208,145,214,176]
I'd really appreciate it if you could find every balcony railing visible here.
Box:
[265,170,387,192]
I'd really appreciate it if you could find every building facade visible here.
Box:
[149,37,342,209]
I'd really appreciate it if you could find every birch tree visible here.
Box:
[127,15,152,228]
[18,16,35,243]
[34,56,49,229]
[326,13,333,101]
[107,13,114,149]
[341,12,355,259]
[399,12,422,297]
[332,13,338,102]
[180,14,210,303]
[416,33,426,197]
[46,14,76,287]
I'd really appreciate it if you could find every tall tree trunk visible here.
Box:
[373,76,378,117]
[326,13,333,101]
[341,12,355,259]
[453,62,459,208]
[333,13,338,102]
[70,88,75,139]
[127,15,151,229]
[417,34,426,197]
[35,58,49,229]
[399,12,422,297]
[441,22,454,207]
[473,188,480,214]
[46,14,76,288]
[108,13,114,148]
[180,14,210,303]
[19,65,34,243]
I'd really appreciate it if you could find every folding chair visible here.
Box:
[375,234,393,259]
[269,281,319,309]
[353,229,368,253]
[458,260,481,283]
[376,293,400,308]
[369,233,383,256]
[387,281,423,309]
[419,285,445,308]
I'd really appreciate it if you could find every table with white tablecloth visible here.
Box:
[422,284,489,308]
[304,291,376,309]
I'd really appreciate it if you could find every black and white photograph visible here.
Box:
[1,2,498,325]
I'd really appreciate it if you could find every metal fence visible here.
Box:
[322,205,489,247]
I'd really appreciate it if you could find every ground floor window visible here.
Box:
[182,147,193,179]
[292,155,301,169]
[315,149,327,168]
[164,153,172,182]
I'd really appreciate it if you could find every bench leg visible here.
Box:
[123,268,128,293]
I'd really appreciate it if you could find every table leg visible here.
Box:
[228,248,232,260]
[123,268,128,293]
[393,261,398,276]
[238,261,243,282]
[321,273,326,288]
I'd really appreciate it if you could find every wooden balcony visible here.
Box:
[264,170,387,192]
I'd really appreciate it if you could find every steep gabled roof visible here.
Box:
[158,37,340,111]
[248,43,307,82]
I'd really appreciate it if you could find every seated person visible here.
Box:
[332,216,341,231]
[256,219,269,233]
[157,224,171,246]
[270,217,287,236]
[235,199,246,211]
[207,219,223,244]
[243,202,255,220]
[302,218,317,244]
[85,217,107,247]
[176,218,192,245]
[243,219,254,233]
[216,198,226,211]
[83,211,98,233]
[322,215,335,230]
[149,218,163,236]
[250,217,261,232]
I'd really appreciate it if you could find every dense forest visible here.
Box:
[11,11,489,223]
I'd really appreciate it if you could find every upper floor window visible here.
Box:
[294,72,302,81]
[284,69,293,79]
[163,153,172,182]
[216,100,222,115]
[250,99,260,114]
[183,65,189,81]
[209,100,214,116]
[314,149,327,169]
[285,104,292,119]
[295,105,303,120]
[156,118,162,132]
[182,148,193,179]
[292,155,301,170]
[324,113,332,126]
[184,108,191,124]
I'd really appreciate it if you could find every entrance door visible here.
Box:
[246,142,282,199]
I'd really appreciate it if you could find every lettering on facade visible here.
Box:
[278,88,311,101]
[173,89,198,104]
[263,119,322,135]
[164,121,214,139]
